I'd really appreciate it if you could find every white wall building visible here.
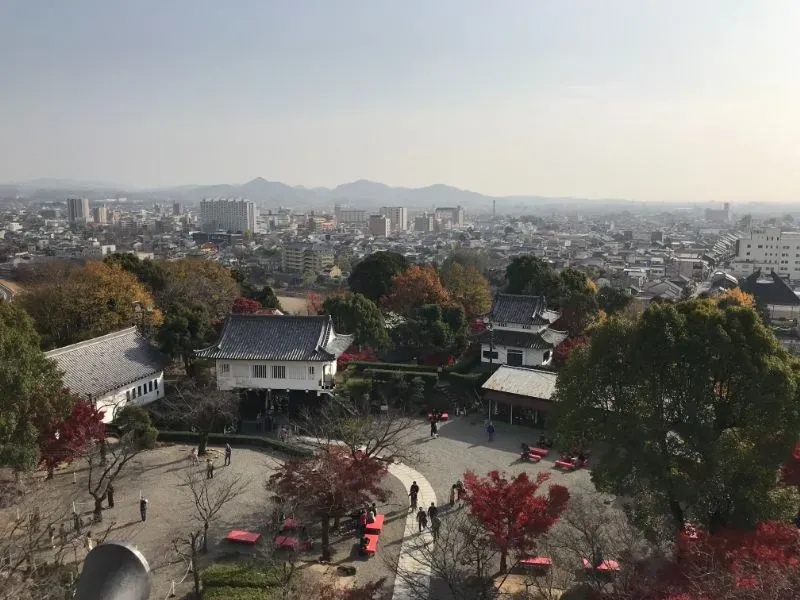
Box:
[200,198,258,234]
[195,315,353,395]
[380,206,408,232]
[45,327,166,423]
[478,294,567,368]
[732,228,800,281]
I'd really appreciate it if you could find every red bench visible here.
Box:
[226,530,261,544]
[530,447,550,457]
[281,518,299,531]
[274,535,311,551]
[428,413,449,421]
[582,558,620,572]
[360,534,379,556]
[520,556,552,571]
[365,514,385,534]
[554,458,588,470]
[523,452,541,462]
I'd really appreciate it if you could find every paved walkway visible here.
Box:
[387,462,437,600]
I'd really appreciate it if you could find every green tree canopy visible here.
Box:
[348,251,408,303]
[0,301,71,471]
[392,303,468,358]
[156,306,213,374]
[440,262,492,318]
[157,259,239,320]
[321,293,389,350]
[104,252,168,293]
[552,299,800,535]
[596,286,633,315]
[506,255,561,298]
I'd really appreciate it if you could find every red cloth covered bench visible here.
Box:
[361,534,379,556]
[274,535,311,551]
[281,518,299,531]
[582,558,620,572]
[554,460,576,470]
[520,556,552,570]
[365,514,385,534]
[428,413,449,421]
[530,447,550,457]
[523,452,541,462]
[226,530,261,544]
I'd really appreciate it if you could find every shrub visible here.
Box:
[156,431,312,458]
[350,361,440,373]
[362,369,439,382]
[114,405,158,449]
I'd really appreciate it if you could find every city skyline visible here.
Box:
[3,1,800,203]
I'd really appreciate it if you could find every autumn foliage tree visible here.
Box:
[463,470,569,573]
[232,296,262,314]
[270,446,388,561]
[552,335,589,367]
[38,398,105,479]
[440,262,492,318]
[381,265,451,317]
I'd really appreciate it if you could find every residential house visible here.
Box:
[45,327,167,423]
[478,294,567,368]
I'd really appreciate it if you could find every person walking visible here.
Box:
[409,481,420,510]
[416,507,428,532]
[431,515,441,541]
[428,502,438,522]
[449,484,456,506]
[106,483,114,509]
[48,525,55,550]
[487,421,495,442]
[432,421,439,439]
[139,497,148,523]
[73,511,82,534]
[58,522,66,546]
[224,444,232,466]
[206,459,214,479]
[430,419,437,438]
[84,531,94,552]
[358,509,368,537]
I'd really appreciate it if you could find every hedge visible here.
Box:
[203,564,282,588]
[444,372,486,385]
[203,586,275,600]
[157,431,312,458]
[362,369,439,381]
[350,361,440,373]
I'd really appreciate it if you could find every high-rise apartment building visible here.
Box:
[434,205,465,227]
[92,206,108,224]
[67,197,91,224]
[414,214,436,233]
[282,243,335,274]
[200,198,258,233]
[731,227,800,280]
[380,206,408,232]
[368,214,391,237]
[335,208,368,225]
[172,202,183,216]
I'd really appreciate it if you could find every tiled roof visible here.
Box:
[45,327,166,399]
[194,314,354,361]
[477,328,567,350]
[489,293,559,325]
[740,270,800,306]
[482,366,558,400]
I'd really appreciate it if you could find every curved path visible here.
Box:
[387,462,437,600]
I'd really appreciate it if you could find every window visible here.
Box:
[138,385,142,396]
[522,324,531,330]
[219,363,230,375]
[308,366,315,376]
[149,381,153,392]
[126,390,131,402]
[132,388,137,399]
[154,379,159,390]
[252,364,268,378]
[272,365,286,379]
[482,350,499,360]
[506,349,524,367]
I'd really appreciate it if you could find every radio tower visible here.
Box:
[492,199,496,220]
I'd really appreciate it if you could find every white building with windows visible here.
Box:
[200,197,258,234]
[478,294,567,368]
[45,327,167,423]
[195,314,353,394]
[732,228,800,280]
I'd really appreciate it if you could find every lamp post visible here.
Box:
[132,302,153,335]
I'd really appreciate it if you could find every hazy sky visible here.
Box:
[2,1,800,202]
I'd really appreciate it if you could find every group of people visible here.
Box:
[416,502,441,539]
[449,480,466,505]
[429,411,444,439]
[357,503,379,536]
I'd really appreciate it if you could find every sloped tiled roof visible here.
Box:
[482,366,558,400]
[194,314,354,361]
[740,270,800,306]
[477,328,567,350]
[45,327,167,399]
[489,293,559,325]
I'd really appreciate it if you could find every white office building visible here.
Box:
[380,206,408,232]
[200,198,258,233]
[731,228,800,280]
[67,197,91,224]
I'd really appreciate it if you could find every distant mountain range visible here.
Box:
[1,176,621,211]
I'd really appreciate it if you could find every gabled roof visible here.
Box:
[488,293,559,325]
[740,270,800,306]
[477,328,567,350]
[194,314,354,361]
[45,327,166,399]
[482,366,558,400]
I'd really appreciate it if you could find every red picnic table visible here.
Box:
[281,518,299,531]
[360,533,379,556]
[522,452,541,462]
[582,558,620,572]
[226,530,261,545]
[365,514,385,534]
[274,534,312,551]
[520,556,552,571]
[529,447,550,457]
[554,458,589,471]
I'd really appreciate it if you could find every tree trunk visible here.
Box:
[499,548,508,574]
[202,522,209,553]
[46,466,54,480]
[198,432,209,456]
[320,516,331,562]
[668,497,685,532]
[93,497,103,523]
[191,535,201,599]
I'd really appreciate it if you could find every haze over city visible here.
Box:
[3,1,800,203]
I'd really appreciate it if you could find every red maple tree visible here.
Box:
[38,398,106,479]
[552,335,588,366]
[337,346,378,369]
[463,470,569,572]
[380,265,451,316]
[270,445,388,561]
[306,291,324,315]
[231,296,262,314]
